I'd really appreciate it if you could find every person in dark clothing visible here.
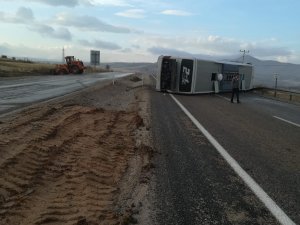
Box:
[231,74,240,103]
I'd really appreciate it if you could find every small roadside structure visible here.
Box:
[156,55,253,94]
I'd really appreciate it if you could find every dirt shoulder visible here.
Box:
[0,75,154,225]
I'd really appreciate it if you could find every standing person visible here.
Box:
[231,74,240,103]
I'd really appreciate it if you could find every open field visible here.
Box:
[0,59,54,76]
[0,58,111,77]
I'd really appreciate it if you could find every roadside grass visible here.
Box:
[0,58,112,77]
[0,59,54,76]
[253,88,300,104]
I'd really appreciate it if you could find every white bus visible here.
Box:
[156,55,253,94]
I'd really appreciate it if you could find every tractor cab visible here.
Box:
[65,56,75,65]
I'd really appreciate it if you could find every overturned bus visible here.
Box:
[156,55,253,94]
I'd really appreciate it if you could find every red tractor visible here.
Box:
[54,56,85,75]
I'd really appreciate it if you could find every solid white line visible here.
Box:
[216,94,231,101]
[0,81,42,89]
[151,74,157,81]
[170,94,296,225]
[273,116,300,128]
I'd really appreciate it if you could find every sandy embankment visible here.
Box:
[0,75,154,225]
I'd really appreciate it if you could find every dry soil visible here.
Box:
[0,75,153,225]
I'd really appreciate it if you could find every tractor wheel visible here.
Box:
[57,69,68,75]
[71,66,80,74]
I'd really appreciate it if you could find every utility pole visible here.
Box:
[240,50,249,63]
[274,73,278,97]
[62,47,65,63]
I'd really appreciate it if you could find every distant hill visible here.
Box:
[101,62,157,75]
[231,55,300,91]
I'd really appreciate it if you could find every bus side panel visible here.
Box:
[239,66,253,90]
[194,61,221,93]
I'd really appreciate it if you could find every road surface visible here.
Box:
[150,90,299,224]
[0,72,131,115]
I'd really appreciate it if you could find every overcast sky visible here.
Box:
[0,0,299,63]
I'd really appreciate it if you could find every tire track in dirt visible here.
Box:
[0,104,143,225]
[0,105,65,165]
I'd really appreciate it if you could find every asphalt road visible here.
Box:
[0,72,131,114]
[150,90,299,224]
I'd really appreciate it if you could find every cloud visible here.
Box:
[78,39,122,50]
[0,7,34,24]
[30,0,79,7]
[83,0,132,7]
[16,7,35,21]
[55,13,131,33]
[83,0,170,9]
[132,44,140,49]
[137,35,238,56]
[3,0,131,8]
[0,42,64,60]
[120,48,132,53]
[147,47,223,61]
[30,24,72,40]
[0,7,72,40]
[115,9,145,18]
[0,43,10,54]
[0,0,132,7]
[160,10,192,16]
[240,43,291,58]
[139,35,294,62]
[148,47,194,57]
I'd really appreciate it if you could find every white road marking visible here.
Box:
[216,94,231,101]
[216,95,300,128]
[151,74,157,81]
[170,94,296,225]
[273,116,300,128]
[0,81,42,89]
